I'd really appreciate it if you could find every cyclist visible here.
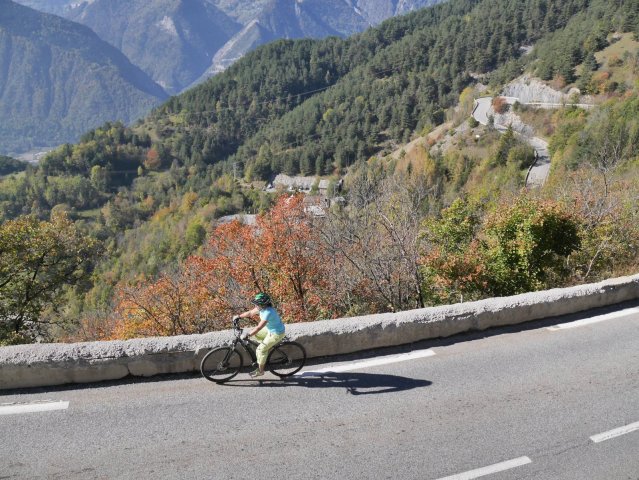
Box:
[234,292,286,378]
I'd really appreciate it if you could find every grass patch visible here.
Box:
[514,105,557,140]
[594,33,639,90]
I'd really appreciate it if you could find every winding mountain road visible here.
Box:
[472,97,551,188]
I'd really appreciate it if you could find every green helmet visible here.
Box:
[252,292,272,307]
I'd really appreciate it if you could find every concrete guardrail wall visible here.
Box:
[2,274,639,390]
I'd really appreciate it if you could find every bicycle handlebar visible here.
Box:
[232,316,243,333]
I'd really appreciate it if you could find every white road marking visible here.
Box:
[547,307,639,331]
[435,456,532,480]
[0,400,69,416]
[590,421,639,443]
[297,349,436,376]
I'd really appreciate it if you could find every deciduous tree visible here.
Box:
[320,167,429,313]
[482,196,581,295]
[109,194,341,338]
[420,198,486,304]
[0,213,98,344]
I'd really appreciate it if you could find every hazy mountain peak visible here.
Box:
[14,0,447,93]
[65,0,242,94]
[0,0,167,154]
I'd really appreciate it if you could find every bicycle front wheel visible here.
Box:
[268,341,306,377]
[200,346,243,383]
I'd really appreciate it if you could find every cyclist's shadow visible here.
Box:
[259,371,432,395]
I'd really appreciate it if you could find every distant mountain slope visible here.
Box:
[66,0,242,94]
[210,0,444,26]
[194,0,366,82]
[198,0,446,85]
[9,0,75,16]
[0,0,168,155]
[16,0,446,92]
[345,0,446,26]
[194,20,278,80]
[210,0,273,24]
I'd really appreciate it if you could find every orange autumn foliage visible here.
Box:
[201,194,340,322]
[143,147,161,170]
[110,261,230,339]
[109,194,341,339]
[492,96,509,114]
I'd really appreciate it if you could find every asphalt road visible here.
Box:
[472,97,493,126]
[525,136,551,187]
[2,302,638,480]
[472,97,550,187]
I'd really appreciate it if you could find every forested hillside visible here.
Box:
[196,0,447,80]
[2,0,585,221]
[0,0,168,154]
[0,155,27,175]
[127,0,621,179]
[1,0,639,344]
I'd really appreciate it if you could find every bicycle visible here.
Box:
[200,317,306,383]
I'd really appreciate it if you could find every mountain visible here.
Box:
[210,0,445,26]
[198,0,446,84]
[8,0,76,16]
[0,0,168,155]
[7,0,602,187]
[299,0,446,29]
[135,0,639,182]
[16,0,447,92]
[66,0,242,94]
[194,0,368,82]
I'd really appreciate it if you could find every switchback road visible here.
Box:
[472,97,551,187]
[473,97,550,187]
[2,302,638,479]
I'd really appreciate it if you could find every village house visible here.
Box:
[267,174,332,195]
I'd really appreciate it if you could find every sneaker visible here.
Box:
[249,369,264,378]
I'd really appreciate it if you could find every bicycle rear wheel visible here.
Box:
[200,346,243,383]
[268,341,306,377]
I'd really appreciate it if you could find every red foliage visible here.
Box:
[144,148,161,170]
[201,194,338,322]
[109,194,341,338]
[492,96,509,114]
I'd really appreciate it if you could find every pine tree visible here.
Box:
[583,51,598,72]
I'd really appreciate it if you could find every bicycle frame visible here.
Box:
[232,335,260,365]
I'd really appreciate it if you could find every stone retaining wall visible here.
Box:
[2,274,638,390]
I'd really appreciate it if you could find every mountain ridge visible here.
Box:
[66,0,242,94]
[0,0,168,155]
[14,0,448,93]
[202,0,445,82]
